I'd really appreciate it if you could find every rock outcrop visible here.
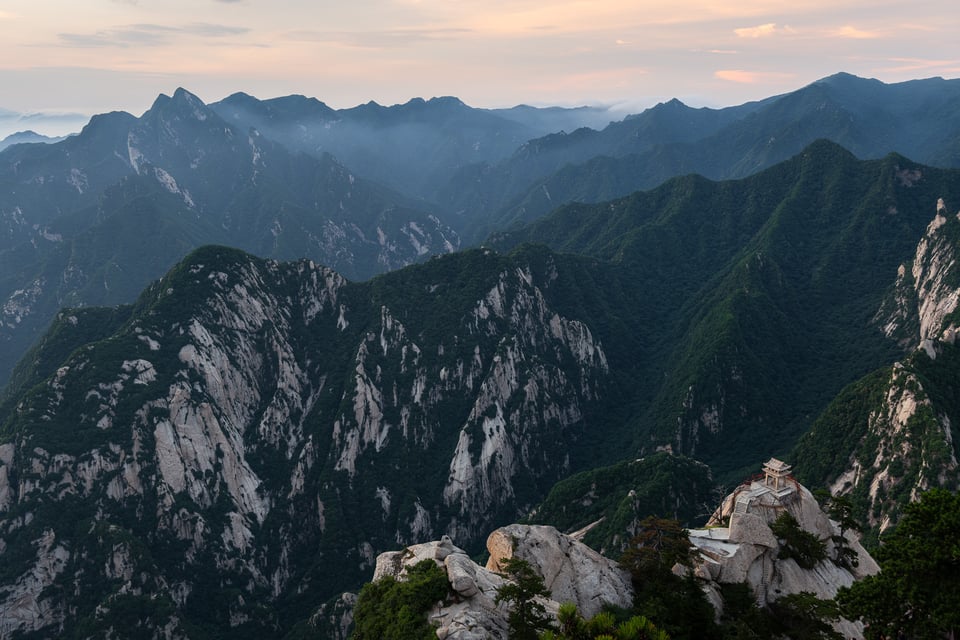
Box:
[689,461,878,639]
[371,525,633,640]
[486,524,633,617]
[879,197,960,355]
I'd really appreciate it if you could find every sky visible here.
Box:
[1,0,959,134]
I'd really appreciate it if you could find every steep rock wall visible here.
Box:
[0,247,608,637]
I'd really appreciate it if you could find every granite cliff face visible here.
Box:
[852,201,960,530]
[355,474,878,640]
[0,246,608,637]
[794,200,960,538]
[823,362,959,535]
[879,198,960,354]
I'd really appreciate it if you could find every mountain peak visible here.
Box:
[210,93,337,124]
[813,72,885,91]
[427,96,467,108]
[661,97,687,108]
[148,92,171,112]
[78,110,137,136]
[800,137,858,160]
[651,97,691,114]
[397,96,470,117]
[222,91,257,104]
[263,94,334,113]
[171,87,207,109]
[145,88,211,122]
[819,71,862,83]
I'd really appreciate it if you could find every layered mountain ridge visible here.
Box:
[5,73,960,394]
[2,140,960,635]
[0,244,612,637]
[446,73,960,235]
[0,88,460,388]
[208,93,610,202]
[2,75,960,637]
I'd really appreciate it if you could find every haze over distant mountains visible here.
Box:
[3,73,960,392]
[447,72,960,236]
[2,139,960,638]
[0,131,66,152]
[1,72,960,637]
[0,108,90,142]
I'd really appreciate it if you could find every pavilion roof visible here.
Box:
[763,457,792,473]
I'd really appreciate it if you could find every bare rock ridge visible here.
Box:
[372,524,633,640]
[690,458,878,639]
[880,197,960,355]
[366,461,878,639]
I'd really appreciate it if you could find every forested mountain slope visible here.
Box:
[454,73,960,236]
[793,198,960,544]
[2,141,960,636]
[494,140,960,479]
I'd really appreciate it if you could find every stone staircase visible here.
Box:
[734,494,752,514]
[756,573,768,607]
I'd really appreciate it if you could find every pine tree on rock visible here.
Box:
[494,557,556,640]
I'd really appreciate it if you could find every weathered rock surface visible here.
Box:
[692,469,878,639]
[369,524,633,640]
[880,198,960,354]
[0,246,609,637]
[310,592,358,640]
[803,201,960,537]
[0,530,70,638]
[486,524,633,617]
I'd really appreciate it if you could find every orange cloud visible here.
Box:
[414,0,800,37]
[827,25,881,39]
[714,69,795,84]
[734,23,793,38]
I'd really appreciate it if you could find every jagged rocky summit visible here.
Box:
[363,460,879,640]
[689,458,878,639]
[371,524,633,640]
[0,245,610,637]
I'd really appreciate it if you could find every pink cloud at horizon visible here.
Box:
[0,0,955,118]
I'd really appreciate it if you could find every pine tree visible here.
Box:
[836,488,960,639]
[494,557,556,639]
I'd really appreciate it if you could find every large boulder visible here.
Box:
[486,524,633,617]
[364,524,634,639]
